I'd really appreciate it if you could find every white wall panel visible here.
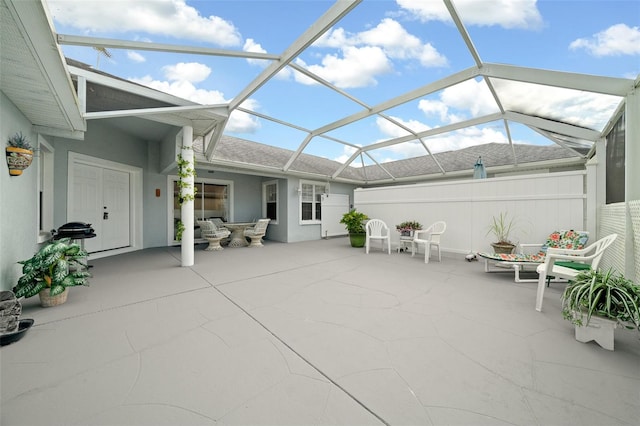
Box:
[599,203,627,275]
[630,200,640,284]
[355,171,586,256]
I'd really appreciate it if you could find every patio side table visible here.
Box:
[398,236,413,253]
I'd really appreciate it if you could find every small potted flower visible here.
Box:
[395,221,422,237]
[6,131,34,176]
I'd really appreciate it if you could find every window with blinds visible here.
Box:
[300,181,327,223]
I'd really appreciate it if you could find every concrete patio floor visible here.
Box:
[2,237,639,425]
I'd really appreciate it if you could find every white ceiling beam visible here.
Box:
[482,63,634,96]
[205,122,226,160]
[312,67,481,136]
[361,112,504,153]
[57,33,280,60]
[504,111,601,141]
[84,104,228,120]
[444,0,483,68]
[530,127,589,157]
[229,0,362,111]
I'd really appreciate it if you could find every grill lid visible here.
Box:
[53,222,96,239]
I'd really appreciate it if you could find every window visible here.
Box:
[263,180,278,224]
[300,181,327,223]
[606,112,625,204]
[169,176,233,242]
[37,136,54,243]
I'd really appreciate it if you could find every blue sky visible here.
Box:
[48,0,640,165]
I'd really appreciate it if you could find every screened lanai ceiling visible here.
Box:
[24,1,640,182]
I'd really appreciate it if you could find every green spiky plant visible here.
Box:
[13,238,91,299]
[561,268,640,331]
[7,131,33,150]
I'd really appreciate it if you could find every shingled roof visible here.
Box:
[199,136,582,184]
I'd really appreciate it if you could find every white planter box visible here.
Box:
[574,315,618,351]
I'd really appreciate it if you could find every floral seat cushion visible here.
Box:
[478,230,589,263]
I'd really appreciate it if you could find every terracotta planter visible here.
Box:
[491,242,515,254]
[38,288,69,307]
[6,147,33,176]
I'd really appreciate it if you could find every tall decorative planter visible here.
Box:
[6,146,33,176]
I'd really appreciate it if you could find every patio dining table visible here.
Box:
[224,222,256,247]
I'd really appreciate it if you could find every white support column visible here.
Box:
[625,87,639,279]
[626,88,639,201]
[181,126,194,267]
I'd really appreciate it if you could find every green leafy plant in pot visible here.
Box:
[13,238,91,307]
[561,268,640,350]
[486,211,517,254]
[340,209,369,247]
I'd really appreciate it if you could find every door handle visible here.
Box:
[103,212,109,220]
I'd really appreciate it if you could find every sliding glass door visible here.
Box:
[170,177,234,242]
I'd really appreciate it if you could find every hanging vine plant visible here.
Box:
[175,147,197,241]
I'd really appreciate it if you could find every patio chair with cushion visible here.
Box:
[244,218,271,247]
[478,230,589,282]
[411,221,446,263]
[196,220,231,251]
[365,219,391,254]
[535,233,617,312]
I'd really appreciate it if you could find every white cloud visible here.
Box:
[354,18,447,67]
[48,0,242,46]
[304,17,446,89]
[162,62,211,83]
[417,100,450,122]
[440,79,498,117]
[130,65,260,133]
[491,79,621,130]
[244,38,271,67]
[396,0,543,30]
[334,145,359,164]
[415,79,498,124]
[570,24,640,57]
[377,116,430,138]
[126,51,146,63]
[228,99,261,133]
[297,46,393,89]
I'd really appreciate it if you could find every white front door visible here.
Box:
[70,163,130,253]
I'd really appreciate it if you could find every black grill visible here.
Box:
[52,222,96,240]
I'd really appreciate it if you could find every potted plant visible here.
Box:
[395,220,422,237]
[13,238,91,307]
[486,211,517,254]
[340,209,369,247]
[6,131,34,176]
[561,268,640,350]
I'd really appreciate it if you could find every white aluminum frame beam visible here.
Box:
[229,0,361,111]
[57,34,280,61]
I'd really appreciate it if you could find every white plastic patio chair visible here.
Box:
[244,218,271,247]
[411,221,446,263]
[535,233,618,312]
[196,220,231,251]
[365,219,391,254]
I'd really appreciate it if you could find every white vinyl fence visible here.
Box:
[354,171,586,257]
[601,200,640,283]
